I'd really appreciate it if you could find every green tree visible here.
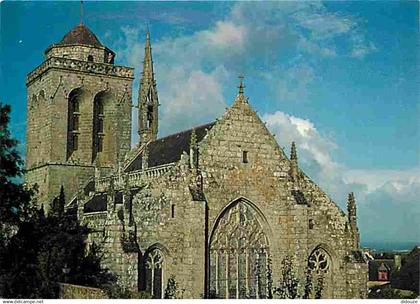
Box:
[273,256,323,299]
[0,103,115,298]
[0,103,37,242]
[1,197,116,298]
[164,275,178,299]
[0,103,38,296]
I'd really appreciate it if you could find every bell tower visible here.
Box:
[138,29,159,145]
[25,23,134,209]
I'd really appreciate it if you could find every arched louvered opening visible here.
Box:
[92,91,106,162]
[67,88,82,160]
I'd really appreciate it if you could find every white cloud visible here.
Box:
[158,67,228,135]
[201,21,246,48]
[343,168,420,193]
[262,110,419,244]
[113,2,378,141]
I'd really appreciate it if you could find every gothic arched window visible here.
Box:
[210,200,270,299]
[307,247,332,298]
[308,247,330,273]
[87,55,94,62]
[144,248,164,299]
[67,89,81,159]
[92,92,105,162]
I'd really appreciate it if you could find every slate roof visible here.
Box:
[58,24,103,47]
[84,193,107,213]
[125,122,215,172]
[83,189,140,213]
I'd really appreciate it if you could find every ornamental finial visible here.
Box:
[238,75,245,95]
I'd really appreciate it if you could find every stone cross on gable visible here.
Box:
[238,75,245,94]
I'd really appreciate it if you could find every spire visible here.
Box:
[138,28,159,144]
[142,25,153,80]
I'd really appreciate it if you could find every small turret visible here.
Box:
[190,128,198,169]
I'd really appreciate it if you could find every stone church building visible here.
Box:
[25,23,367,299]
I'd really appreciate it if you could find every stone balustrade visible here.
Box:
[27,56,134,84]
[95,163,176,191]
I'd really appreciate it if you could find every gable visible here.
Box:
[199,93,289,169]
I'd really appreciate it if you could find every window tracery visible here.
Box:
[308,248,330,274]
[144,248,164,298]
[210,200,270,299]
[307,247,332,298]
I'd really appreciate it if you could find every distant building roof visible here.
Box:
[58,24,103,48]
[125,122,215,172]
[369,259,395,281]
[378,263,390,271]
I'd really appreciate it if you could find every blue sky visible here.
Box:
[1,1,419,248]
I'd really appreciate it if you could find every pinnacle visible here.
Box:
[290,141,298,161]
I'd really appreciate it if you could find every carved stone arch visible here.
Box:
[92,90,116,164]
[307,244,334,298]
[66,86,84,99]
[209,198,271,299]
[209,196,273,244]
[139,243,169,298]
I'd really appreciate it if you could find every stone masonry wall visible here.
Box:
[25,163,94,209]
[130,165,206,298]
[197,94,366,298]
[46,45,110,63]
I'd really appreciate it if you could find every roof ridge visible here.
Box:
[152,121,215,143]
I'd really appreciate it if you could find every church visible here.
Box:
[25,22,368,299]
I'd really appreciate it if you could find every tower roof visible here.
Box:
[58,24,103,47]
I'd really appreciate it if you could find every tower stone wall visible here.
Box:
[25,24,134,208]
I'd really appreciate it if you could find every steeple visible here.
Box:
[138,28,159,145]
